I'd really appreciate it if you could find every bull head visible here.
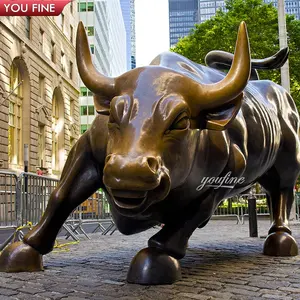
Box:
[76,22,251,216]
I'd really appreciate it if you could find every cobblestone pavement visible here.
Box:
[1,220,300,300]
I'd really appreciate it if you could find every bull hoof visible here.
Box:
[127,247,182,285]
[0,241,43,272]
[263,231,299,256]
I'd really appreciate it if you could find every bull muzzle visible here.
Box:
[103,155,171,213]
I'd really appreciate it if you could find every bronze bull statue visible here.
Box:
[0,21,299,285]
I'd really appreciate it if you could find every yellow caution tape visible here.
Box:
[52,240,80,253]
[9,221,80,253]
[12,221,33,241]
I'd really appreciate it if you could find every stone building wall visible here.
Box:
[0,5,80,177]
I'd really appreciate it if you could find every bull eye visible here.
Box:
[169,113,190,131]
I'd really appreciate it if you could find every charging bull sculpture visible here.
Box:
[0,21,299,285]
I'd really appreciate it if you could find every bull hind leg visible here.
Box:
[0,135,102,272]
[259,167,299,256]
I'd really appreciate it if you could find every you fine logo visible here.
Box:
[196,172,245,191]
[0,0,72,16]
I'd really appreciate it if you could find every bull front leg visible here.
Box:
[0,134,102,272]
[127,191,216,285]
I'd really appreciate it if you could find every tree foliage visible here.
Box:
[171,0,300,111]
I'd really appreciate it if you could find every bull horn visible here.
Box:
[76,21,115,96]
[199,22,251,110]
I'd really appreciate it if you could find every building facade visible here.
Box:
[120,0,132,71]
[198,0,226,23]
[0,5,80,177]
[170,0,300,47]
[169,0,199,47]
[106,0,127,76]
[267,0,300,20]
[130,0,136,69]
[78,0,127,134]
[198,0,300,22]
[198,0,300,24]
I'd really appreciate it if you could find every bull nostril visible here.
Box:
[146,157,160,173]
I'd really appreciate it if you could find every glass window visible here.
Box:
[61,13,64,31]
[9,102,14,126]
[70,25,74,43]
[79,3,87,12]
[81,124,88,134]
[39,74,45,98]
[52,95,59,171]
[88,2,94,11]
[25,17,31,39]
[38,125,45,167]
[80,106,87,115]
[88,105,94,115]
[69,61,73,79]
[90,44,95,54]
[70,99,75,122]
[86,26,94,36]
[51,41,56,63]
[39,28,44,52]
[61,51,65,71]
[10,62,22,97]
[80,87,87,96]
[9,62,23,166]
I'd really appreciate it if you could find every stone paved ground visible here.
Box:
[1,220,300,300]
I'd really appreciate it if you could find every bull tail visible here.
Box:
[205,47,289,80]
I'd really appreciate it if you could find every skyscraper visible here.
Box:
[78,0,127,135]
[120,0,132,71]
[130,0,136,69]
[267,0,300,20]
[198,0,227,23]
[169,0,199,47]
[198,0,300,24]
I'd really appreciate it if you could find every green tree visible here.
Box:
[171,0,300,111]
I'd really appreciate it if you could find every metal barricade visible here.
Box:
[18,172,115,239]
[19,172,59,226]
[213,196,243,223]
[2,170,300,250]
[0,171,18,227]
[0,171,19,250]
[64,191,115,239]
[295,192,300,221]
[238,193,270,224]
[213,193,270,224]
[0,171,116,249]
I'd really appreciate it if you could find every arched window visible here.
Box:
[52,93,59,171]
[51,88,65,173]
[8,62,23,166]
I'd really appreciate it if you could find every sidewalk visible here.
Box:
[1,220,300,300]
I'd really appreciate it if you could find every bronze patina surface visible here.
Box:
[0,21,299,284]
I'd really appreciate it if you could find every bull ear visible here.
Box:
[202,94,243,130]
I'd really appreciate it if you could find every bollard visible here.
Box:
[248,194,258,237]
